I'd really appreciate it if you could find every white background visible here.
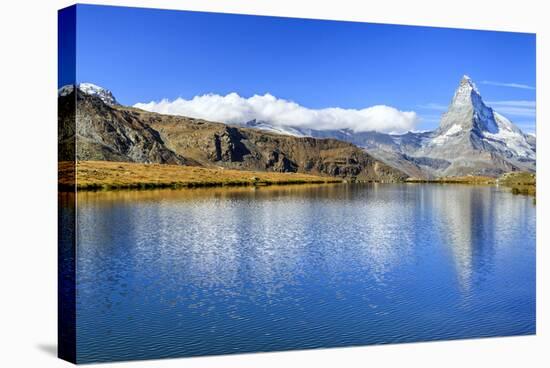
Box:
[0,0,547,366]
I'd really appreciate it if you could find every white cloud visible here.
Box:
[480,81,535,90]
[487,100,536,118]
[134,92,419,134]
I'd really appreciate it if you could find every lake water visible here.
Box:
[73,184,536,363]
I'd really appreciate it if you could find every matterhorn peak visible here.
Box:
[451,75,481,106]
[437,75,498,134]
[58,82,118,106]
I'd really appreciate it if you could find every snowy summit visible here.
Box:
[58,83,118,106]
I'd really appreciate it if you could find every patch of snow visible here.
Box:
[79,83,102,95]
[461,75,480,94]
[252,125,304,137]
[451,75,480,106]
[482,112,535,159]
[58,84,75,96]
[58,83,118,105]
[78,83,118,105]
[445,124,462,136]
[244,120,305,136]
[492,111,521,134]
[431,124,463,145]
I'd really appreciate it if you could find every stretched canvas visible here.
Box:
[58,4,536,364]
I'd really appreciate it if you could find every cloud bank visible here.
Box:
[480,81,535,90]
[134,93,419,133]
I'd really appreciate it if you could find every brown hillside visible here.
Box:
[59,89,408,182]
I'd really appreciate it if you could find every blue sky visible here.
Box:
[67,4,536,133]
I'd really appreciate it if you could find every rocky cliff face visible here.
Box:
[58,86,407,182]
[59,89,189,165]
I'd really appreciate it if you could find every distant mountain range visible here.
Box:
[243,76,536,178]
[59,76,535,180]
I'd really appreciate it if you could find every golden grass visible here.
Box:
[497,172,536,197]
[59,161,342,191]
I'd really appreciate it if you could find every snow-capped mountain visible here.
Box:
[417,76,535,160]
[58,83,118,105]
[395,75,536,176]
[242,75,535,177]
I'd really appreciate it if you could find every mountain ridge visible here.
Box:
[243,76,535,177]
[58,86,407,182]
[59,76,535,180]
